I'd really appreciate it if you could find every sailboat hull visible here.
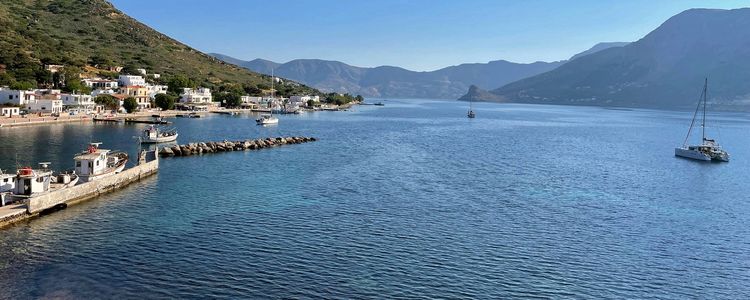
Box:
[675,147,711,161]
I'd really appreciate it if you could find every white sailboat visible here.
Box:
[675,78,729,162]
[258,69,280,125]
[467,97,476,118]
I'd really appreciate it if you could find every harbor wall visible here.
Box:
[26,158,159,214]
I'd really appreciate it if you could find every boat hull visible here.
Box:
[142,134,178,144]
[675,147,712,161]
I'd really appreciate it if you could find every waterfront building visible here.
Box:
[179,88,213,104]
[25,99,63,114]
[1,107,20,117]
[118,75,146,87]
[122,85,151,109]
[0,88,36,105]
[61,93,95,114]
[33,89,62,100]
[289,95,320,106]
[83,78,119,89]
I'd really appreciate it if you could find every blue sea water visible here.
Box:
[1,99,749,299]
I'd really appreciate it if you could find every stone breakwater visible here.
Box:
[159,136,317,157]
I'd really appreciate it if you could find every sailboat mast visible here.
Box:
[702,78,707,142]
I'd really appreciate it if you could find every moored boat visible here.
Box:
[675,78,729,162]
[141,125,178,144]
[12,163,79,198]
[74,143,129,182]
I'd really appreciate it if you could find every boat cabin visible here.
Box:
[0,170,15,193]
[74,143,112,177]
[13,163,53,196]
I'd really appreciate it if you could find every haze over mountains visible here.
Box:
[463,8,750,110]
[211,42,625,99]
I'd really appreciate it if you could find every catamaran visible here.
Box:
[675,78,729,162]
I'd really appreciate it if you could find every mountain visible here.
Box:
[210,54,566,99]
[0,0,317,95]
[464,8,750,110]
[569,42,629,61]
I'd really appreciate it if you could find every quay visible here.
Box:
[93,117,170,124]
[159,136,316,157]
[0,150,159,228]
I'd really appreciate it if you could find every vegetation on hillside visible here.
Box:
[0,0,320,97]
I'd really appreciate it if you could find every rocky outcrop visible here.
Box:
[158,136,317,157]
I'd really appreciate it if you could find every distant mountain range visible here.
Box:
[462,8,750,110]
[210,43,624,99]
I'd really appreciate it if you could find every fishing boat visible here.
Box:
[374,102,385,106]
[74,143,129,182]
[675,78,729,162]
[12,163,78,198]
[141,125,178,143]
[256,114,279,125]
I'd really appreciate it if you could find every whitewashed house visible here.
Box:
[61,94,95,114]
[147,85,168,99]
[1,107,20,117]
[0,88,36,105]
[137,68,147,75]
[118,75,146,87]
[180,88,213,104]
[83,78,119,89]
[26,99,63,114]
[289,95,319,106]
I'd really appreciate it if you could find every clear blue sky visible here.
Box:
[109,0,748,71]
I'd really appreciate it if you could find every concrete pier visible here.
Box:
[0,150,159,228]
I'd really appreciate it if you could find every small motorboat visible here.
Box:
[141,125,178,144]
[256,114,279,125]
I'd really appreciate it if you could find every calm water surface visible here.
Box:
[1,100,749,299]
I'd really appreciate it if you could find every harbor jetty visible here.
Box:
[159,136,316,157]
[0,149,159,228]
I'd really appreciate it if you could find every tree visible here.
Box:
[167,75,195,94]
[10,81,36,90]
[355,95,364,102]
[307,99,315,107]
[216,92,242,108]
[95,94,120,111]
[123,97,138,113]
[154,93,176,111]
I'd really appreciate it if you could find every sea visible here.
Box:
[0,99,749,299]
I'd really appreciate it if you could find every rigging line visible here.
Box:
[683,81,705,147]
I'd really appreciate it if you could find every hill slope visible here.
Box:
[0,0,317,95]
[211,54,566,99]
[475,8,750,110]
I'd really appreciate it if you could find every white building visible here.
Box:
[0,88,36,105]
[118,75,146,87]
[92,89,116,97]
[33,89,62,100]
[147,85,168,99]
[152,74,161,79]
[1,107,20,117]
[180,88,213,104]
[289,95,320,105]
[83,78,119,89]
[26,99,63,114]
[61,94,95,113]
[136,68,147,75]
[241,96,262,104]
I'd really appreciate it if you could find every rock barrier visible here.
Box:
[158,136,317,157]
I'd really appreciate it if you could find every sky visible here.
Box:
[109,0,749,71]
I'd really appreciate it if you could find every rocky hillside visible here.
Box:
[0,0,318,95]
[466,8,750,110]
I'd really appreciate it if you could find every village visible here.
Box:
[0,64,358,126]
